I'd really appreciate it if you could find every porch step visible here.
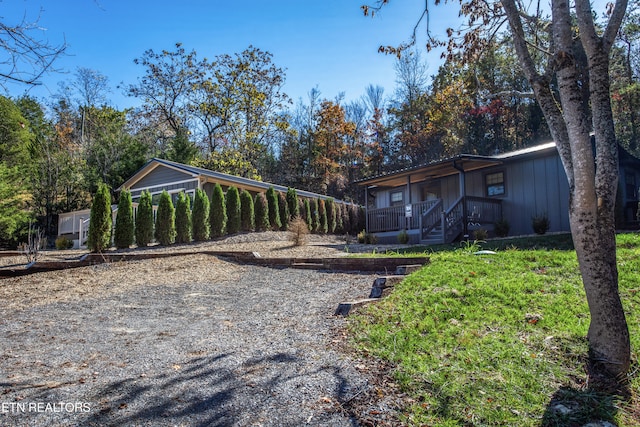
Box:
[421,226,444,245]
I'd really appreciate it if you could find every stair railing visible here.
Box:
[443,196,465,243]
[420,199,443,240]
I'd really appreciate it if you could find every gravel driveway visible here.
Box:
[0,254,379,426]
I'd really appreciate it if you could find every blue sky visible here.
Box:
[2,0,462,110]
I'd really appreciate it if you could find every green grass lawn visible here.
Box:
[349,233,640,426]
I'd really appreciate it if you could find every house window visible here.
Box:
[486,172,505,196]
[390,190,404,206]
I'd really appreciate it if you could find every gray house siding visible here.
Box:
[126,165,199,200]
[472,153,570,236]
[131,166,195,191]
[130,180,199,200]
[462,154,570,235]
[367,150,571,237]
[440,175,459,208]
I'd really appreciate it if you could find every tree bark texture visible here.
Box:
[501,0,630,378]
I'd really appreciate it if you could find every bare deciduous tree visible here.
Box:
[0,11,66,88]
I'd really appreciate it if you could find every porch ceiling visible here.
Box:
[358,157,502,188]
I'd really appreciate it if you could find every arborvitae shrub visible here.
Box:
[210,183,227,237]
[341,203,351,235]
[304,199,312,231]
[266,186,281,230]
[335,202,344,234]
[135,190,154,246]
[192,188,210,241]
[310,198,319,233]
[298,198,305,223]
[278,192,289,230]
[114,189,134,249]
[318,198,328,234]
[286,188,299,221]
[155,190,176,246]
[175,192,192,244]
[348,204,359,235]
[87,183,112,252]
[326,198,336,234]
[240,189,255,232]
[357,206,366,232]
[254,193,270,232]
[226,186,241,234]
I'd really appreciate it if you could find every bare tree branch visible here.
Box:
[0,13,66,88]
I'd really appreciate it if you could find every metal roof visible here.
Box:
[119,158,347,202]
[356,141,559,187]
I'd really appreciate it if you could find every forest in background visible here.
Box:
[1,5,639,248]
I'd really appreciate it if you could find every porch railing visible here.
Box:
[465,196,502,227]
[368,196,503,242]
[420,199,444,240]
[367,200,440,233]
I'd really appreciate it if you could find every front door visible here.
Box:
[422,181,441,201]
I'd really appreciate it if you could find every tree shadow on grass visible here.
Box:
[542,361,634,427]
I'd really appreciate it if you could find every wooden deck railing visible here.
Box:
[367,196,503,241]
[367,200,440,233]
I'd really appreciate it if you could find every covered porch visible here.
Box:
[359,155,504,245]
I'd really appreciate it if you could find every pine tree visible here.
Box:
[175,192,192,244]
[167,126,197,164]
[266,186,281,230]
[318,198,328,234]
[114,189,134,249]
[286,187,299,220]
[135,190,154,246]
[87,182,112,252]
[155,190,176,246]
[326,198,336,234]
[278,192,289,230]
[210,183,227,237]
[192,188,210,241]
[226,186,241,234]
[240,189,255,232]
[254,193,270,232]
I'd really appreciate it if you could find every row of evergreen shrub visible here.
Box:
[87,183,365,252]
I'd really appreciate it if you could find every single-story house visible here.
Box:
[356,141,640,244]
[58,158,352,248]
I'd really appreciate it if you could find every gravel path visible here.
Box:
[0,254,380,426]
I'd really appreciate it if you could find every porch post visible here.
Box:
[453,160,468,238]
[406,175,412,230]
[364,186,369,233]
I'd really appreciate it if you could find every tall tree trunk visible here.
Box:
[574,0,630,377]
[501,0,630,379]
